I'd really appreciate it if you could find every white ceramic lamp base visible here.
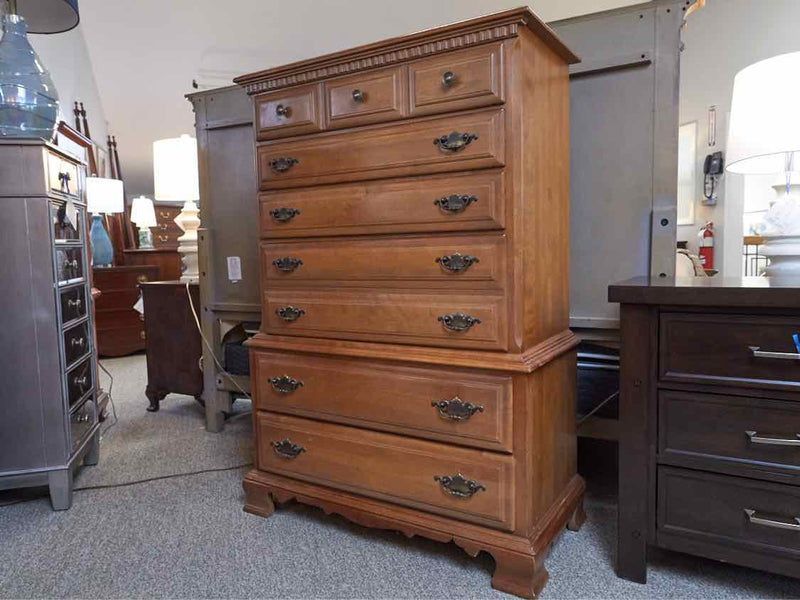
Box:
[762,234,800,277]
[174,200,201,283]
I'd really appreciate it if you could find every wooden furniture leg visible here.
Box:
[490,548,549,599]
[145,386,166,412]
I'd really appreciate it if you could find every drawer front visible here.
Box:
[264,291,506,350]
[153,230,181,248]
[253,351,512,452]
[155,205,181,224]
[255,84,321,141]
[66,357,93,408]
[55,247,84,285]
[660,313,800,391]
[262,233,506,291]
[70,399,96,452]
[47,151,80,198]
[259,170,505,238]
[59,285,87,325]
[257,412,514,530]
[659,391,800,479]
[324,66,407,129]
[51,202,83,243]
[658,467,800,557]
[257,108,504,189]
[93,267,155,291]
[410,43,503,117]
[63,320,91,368]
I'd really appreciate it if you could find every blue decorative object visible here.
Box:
[0,14,60,139]
[89,215,113,267]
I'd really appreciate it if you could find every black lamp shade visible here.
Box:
[14,0,79,34]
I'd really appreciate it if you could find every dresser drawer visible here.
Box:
[259,170,505,238]
[257,412,514,530]
[660,313,800,391]
[51,202,83,243]
[324,66,407,129]
[257,108,504,189]
[55,247,84,285]
[70,399,96,452]
[63,320,91,368]
[658,467,800,561]
[252,350,512,452]
[47,151,80,198]
[255,84,321,141]
[59,285,87,325]
[66,357,93,408]
[262,233,506,291]
[409,43,503,117]
[264,290,506,350]
[659,390,800,480]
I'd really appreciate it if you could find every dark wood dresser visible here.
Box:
[123,248,182,281]
[235,8,583,598]
[93,265,158,357]
[152,204,182,249]
[140,282,203,412]
[609,277,800,583]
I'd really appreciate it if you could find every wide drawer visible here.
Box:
[660,313,800,391]
[255,83,321,141]
[263,290,506,350]
[261,233,506,291]
[252,350,512,452]
[257,412,514,530]
[409,42,503,117]
[257,108,505,189]
[659,390,800,481]
[259,170,505,238]
[658,467,800,563]
[324,65,407,130]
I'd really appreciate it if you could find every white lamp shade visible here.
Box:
[153,134,200,202]
[86,177,124,214]
[727,51,800,175]
[130,195,157,228]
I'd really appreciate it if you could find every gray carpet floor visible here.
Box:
[1,354,799,599]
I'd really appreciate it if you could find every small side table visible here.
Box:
[140,281,203,413]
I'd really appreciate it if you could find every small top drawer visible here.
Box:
[255,84,321,141]
[660,313,800,391]
[324,66,407,130]
[47,151,81,198]
[409,43,503,117]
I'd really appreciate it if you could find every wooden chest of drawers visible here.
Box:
[609,278,800,583]
[236,9,582,598]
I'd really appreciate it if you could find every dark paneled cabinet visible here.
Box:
[0,139,100,510]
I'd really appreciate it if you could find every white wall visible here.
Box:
[78,0,644,197]
[678,0,800,276]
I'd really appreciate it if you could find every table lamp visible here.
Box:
[86,176,124,267]
[153,134,200,282]
[0,0,79,139]
[130,195,157,249]
[727,51,800,276]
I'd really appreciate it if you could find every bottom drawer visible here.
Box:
[70,399,96,452]
[257,412,514,530]
[658,467,800,563]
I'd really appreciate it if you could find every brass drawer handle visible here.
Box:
[275,104,291,117]
[269,207,301,223]
[70,337,86,349]
[272,439,305,459]
[272,257,303,273]
[269,157,299,173]
[442,70,456,88]
[438,312,481,332]
[432,397,484,421]
[434,131,478,152]
[276,306,305,322]
[434,473,485,498]
[744,509,800,531]
[140,330,146,340]
[436,253,479,273]
[269,375,304,394]
[749,346,800,361]
[434,194,477,214]
[158,235,169,242]
[745,430,800,446]
[137,275,149,283]
[67,298,82,309]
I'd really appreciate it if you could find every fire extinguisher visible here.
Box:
[698,221,714,270]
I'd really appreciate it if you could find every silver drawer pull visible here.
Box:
[745,430,800,446]
[744,509,800,531]
[67,298,82,309]
[749,346,800,360]
[73,375,88,387]
[70,337,86,349]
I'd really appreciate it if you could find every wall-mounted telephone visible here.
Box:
[703,151,724,204]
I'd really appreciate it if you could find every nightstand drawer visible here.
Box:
[659,390,800,480]
[257,412,514,530]
[660,313,800,391]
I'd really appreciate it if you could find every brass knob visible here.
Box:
[140,330,146,340]
[276,104,291,117]
[137,275,148,283]
[442,71,456,87]
[352,89,365,103]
